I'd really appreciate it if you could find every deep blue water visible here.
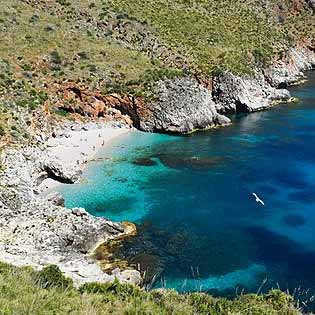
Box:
[58,72,315,301]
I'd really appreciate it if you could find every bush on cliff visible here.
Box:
[79,278,140,296]
[0,262,302,315]
[35,265,73,289]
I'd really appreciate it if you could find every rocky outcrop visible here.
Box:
[213,72,291,114]
[112,47,315,134]
[0,141,141,287]
[265,47,315,87]
[136,78,231,134]
[56,84,134,126]
[0,147,81,199]
[211,45,315,116]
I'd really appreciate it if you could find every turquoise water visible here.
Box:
[58,72,315,301]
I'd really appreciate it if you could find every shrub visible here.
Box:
[55,108,70,117]
[0,262,14,274]
[77,51,89,60]
[49,51,63,71]
[0,125,5,136]
[79,278,139,296]
[35,265,73,289]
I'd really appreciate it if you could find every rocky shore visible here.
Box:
[0,45,314,287]
[0,121,141,286]
[125,46,315,134]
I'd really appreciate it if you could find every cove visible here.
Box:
[57,72,315,298]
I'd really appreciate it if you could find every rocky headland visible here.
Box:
[130,46,315,134]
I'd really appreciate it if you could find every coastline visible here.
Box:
[0,45,314,288]
[38,123,133,193]
[0,121,141,287]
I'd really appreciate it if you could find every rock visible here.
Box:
[308,0,315,11]
[71,207,88,217]
[46,191,65,206]
[116,269,142,286]
[136,78,231,134]
[213,71,291,114]
[41,158,82,184]
[265,47,315,87]
[157,155,229,170]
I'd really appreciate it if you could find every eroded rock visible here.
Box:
[137,78,231,134]
[213,72,291,114]
[0,141,141,287]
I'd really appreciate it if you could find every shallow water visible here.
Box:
[58,72,315,300]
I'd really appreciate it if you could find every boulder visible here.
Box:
[132,158,157,166]
[46,191,65,206]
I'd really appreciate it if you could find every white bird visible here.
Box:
[252,193,265,206]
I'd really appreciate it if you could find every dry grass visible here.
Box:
[0,262,302,315]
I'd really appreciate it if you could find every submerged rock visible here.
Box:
[129,253,164,283]
[157,154,229,170]
[132,158,157,166]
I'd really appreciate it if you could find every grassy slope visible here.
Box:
[0,0,314,143]
[1,0,312,177]
[103,0,285,74]
[0,263,301,315]
[0,0,163,142]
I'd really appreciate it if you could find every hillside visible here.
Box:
[0,0,314,141]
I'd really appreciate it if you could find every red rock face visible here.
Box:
[53,83,137,126]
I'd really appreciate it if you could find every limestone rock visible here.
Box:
[46,191,65,206]
[213,72,291,114]
[0,137,140,286]
[137,78,231,134]
[266,47,315,87]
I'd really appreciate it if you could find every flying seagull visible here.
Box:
[252,193,265,206]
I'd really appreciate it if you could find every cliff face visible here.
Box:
[135,78,231,134]
[38,46,315,135]
[115,46,315,134]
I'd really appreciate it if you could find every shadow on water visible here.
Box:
[245,225,315,296]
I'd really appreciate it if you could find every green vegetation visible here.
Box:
[0,0,314,142]
[0,262,302,315]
